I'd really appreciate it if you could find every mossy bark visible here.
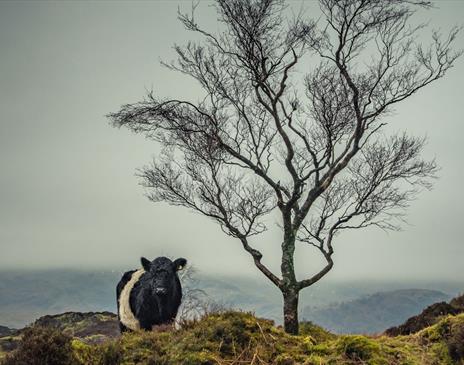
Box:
[281,232,300,335]
[283,288,299,335]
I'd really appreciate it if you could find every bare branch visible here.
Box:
[109,0,461,334]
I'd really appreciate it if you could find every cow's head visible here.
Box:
[140,256,187,296]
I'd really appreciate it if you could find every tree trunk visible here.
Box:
[283,288,299,335]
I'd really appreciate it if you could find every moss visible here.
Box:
[72,312,462,365]
[173,351,217,365]
[307,342,333,356]
[374,336,425,365]
[299,321,336,343]
[274,354,295,365]
[71,339,123,365]
[336,335,381,361]
[302,355,327,365]
[3,310,464,365]
[416,313,464,365]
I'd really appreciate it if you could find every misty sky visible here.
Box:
[0,1,463,282]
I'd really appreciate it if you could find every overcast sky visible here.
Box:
[0,1,463,282]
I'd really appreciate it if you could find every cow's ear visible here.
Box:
[173,258,187,271]
[140,257,151,271]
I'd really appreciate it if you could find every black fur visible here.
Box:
[116,256,187,332]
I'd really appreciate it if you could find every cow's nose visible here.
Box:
[155,287,167,295]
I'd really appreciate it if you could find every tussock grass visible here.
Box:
[3,311,464,364]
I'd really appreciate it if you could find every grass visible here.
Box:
[2,311,464,364]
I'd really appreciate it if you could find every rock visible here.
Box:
[32,311,119,343]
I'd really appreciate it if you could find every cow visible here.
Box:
[116,256,187,332]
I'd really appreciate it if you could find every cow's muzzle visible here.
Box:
[155,287,167,295]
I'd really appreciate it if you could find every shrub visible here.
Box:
[299,321,335,343]
[445,321,464,362]
[3,326,77,365]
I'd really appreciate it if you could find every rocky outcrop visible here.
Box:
[32,311,119,343]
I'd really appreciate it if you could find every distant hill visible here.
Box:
[0,327,15,338]
[0,270,382,328]
[302,289,451,334]
[0,270,119,328]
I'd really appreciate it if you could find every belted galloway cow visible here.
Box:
[116,256,187,332]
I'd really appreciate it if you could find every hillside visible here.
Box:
[0,311,119,358]
[0,329,14,339]
[1,310,463,364]
[386,293,464,336]
[1,269,461,332]
[302,289,450,334]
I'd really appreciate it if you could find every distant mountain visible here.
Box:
[0,270,119,328]
[302,289,451,334]
[0,270,372,328]
[0,326,15,337]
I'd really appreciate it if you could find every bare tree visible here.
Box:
[109,0,461,334]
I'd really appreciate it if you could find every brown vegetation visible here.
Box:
[2,326,77,365]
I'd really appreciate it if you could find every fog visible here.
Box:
[0,1,463,282]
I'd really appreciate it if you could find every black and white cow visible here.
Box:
[116,256,187,332]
